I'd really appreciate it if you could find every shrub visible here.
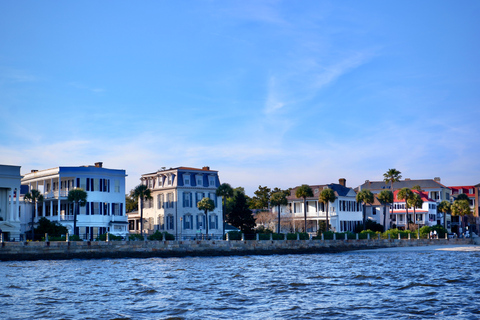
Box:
[96,233,123,241]
[148,231,164,241]
[226,231,242,240]
[129,233,145,241]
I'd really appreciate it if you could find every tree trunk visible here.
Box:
[205,210,209,239]
[303,199,307,233]
[383,204,387,231]
[73,201,78,236]
[325,202,329,232]
[31,200,36,240]
[362,204,366,230]
[405,206,409,231]
[222,197,226,238]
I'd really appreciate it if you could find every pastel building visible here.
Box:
[388,190,438,229]
[129,166,222,239]
[20,162,128,239]
[284,179,363,233]
[448,185,479,234]
[0,165,22,241]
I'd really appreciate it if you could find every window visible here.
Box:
[209,215,218,229]
[196,214,205,229]
[183,192,191,207]
[168,175,172,185]
[469,188,473,194]
[92,202,100,215]
[148,179,154,188]
[94,178,100,191]
[209,176,215,186]
[196,175,203,186]
[183,214,193,230]
[157,177,163,187]
[166,215,174,230]
[184,174,191,186]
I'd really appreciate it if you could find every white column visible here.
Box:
[15,188,20,221]
[57,175,61,221]
[9,189,14,222]
[50,200,53,217]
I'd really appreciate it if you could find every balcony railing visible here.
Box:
[43,190,68,199]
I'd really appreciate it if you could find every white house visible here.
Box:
[0,165,22,241]
[284,179,363,233]
[129,166,222,240]
[20,162,128,240]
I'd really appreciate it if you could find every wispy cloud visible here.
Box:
[0,68,37,84]
[69,82,105,93]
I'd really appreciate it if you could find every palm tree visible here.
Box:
[216,183,234,238]
[24,189,44,240]
[451,199,472,236]
[397,187,413,230]
[356,189,374,230]
[407,192,423,229]
[197,197,215,239]
[270,190,288,233]
[377,190,393,230]
[132,184,152,237]
[437,200,451,230]
[67,188,88,236]
[318,188,336,232]
[383,169,402,222]
[295,185,313,233]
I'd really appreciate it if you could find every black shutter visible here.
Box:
[86,178,90,191]
[120,203,123,216]
[86,202,90,215]
[108,179,110,192]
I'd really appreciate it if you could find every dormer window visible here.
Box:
[208,176,215,187]
[168,174,172,185]
[196,175,203,186]
[157,176,163,188]
[184,174,191,186]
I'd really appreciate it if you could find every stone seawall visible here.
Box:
[0,238,474,261]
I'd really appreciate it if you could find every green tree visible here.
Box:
[24,189,44,240]
[132,184,152,236]
[227,191,256,235]
[437,200,451,230]
[68,188,88,236]
[295,185,313,232]
[383,168,402,222]
[407,192,423,229]
[197,197,215,239]
[451,199,472,235]
[34,217,68,240]
[269,189,289,233]
[318,188,336,232]
[250,185,271,210]
[125,189,138,213]
[397,187,413,230]
[412,185,422,192]
[455,193,469,201]
[377,190,393,230]
[216,183,234,237]
[356,189,374,230]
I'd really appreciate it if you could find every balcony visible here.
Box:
[43,190,68,199]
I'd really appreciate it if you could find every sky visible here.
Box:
[1,1,479,196]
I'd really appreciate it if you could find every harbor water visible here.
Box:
[1,245,479,319]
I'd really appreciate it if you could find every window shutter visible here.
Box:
[215,215,218,229]
[86,202,90,215]
[190,193,193,207]
[86,178,90,191]
[183,193,185,207]
[108,179,110,192]
[91,178,94,191]
[76,178,80,188]
[196,215,199,229]
[120,203,123,215]
[91,202,94,215]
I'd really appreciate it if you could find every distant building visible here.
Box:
[0,165,22,241]
[284,179,363,233]
[448,185,479,235]
[21,162,128,240]
[129,166,222,239]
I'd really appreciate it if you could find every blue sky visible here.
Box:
[1,1,479,196]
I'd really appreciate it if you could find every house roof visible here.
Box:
[143,166,218,176]
[449,186,476,197]
[393,189,434,203]
[287,183,354,201]
[358,179,448,191]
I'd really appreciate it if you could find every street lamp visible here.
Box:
[180,217,183,241]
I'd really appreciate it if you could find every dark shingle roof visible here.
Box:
[358,179,448,191]
[287,183,353,200]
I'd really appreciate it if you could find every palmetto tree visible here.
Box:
[377,190,393,230]
[295,185,313,233]
[397,187,413,230]
[216,183,233,238]
[197,197,215,239]
[270,190,288,233]
[318,188,336,232]
[437,200,451,230]
[383,169,402,222]
[24,189,44,240]
[451,199,472,236]
[356,189,374,230]
[68,188,88,236]
[407,192,423,229]
[133,184,152,236]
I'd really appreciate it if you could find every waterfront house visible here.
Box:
[284,179,363,234]
[389,190,438,230]
[0,165,22,241]
[131,166,222,239]
[20,162,128,240]
[448,185,479,235]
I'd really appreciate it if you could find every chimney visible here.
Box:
[339,178,346,187]
[31,169,38,173]
[405,178,411,181]
[434,177,441,182]
[95,162,103,168]
[202,166,210,171]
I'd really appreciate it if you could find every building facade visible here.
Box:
[20,162,128,240]
[388,190,438,230]
[448,185,479,234]
[0,165,22,241]
[129,166,222,240]
[284,179,363,234]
